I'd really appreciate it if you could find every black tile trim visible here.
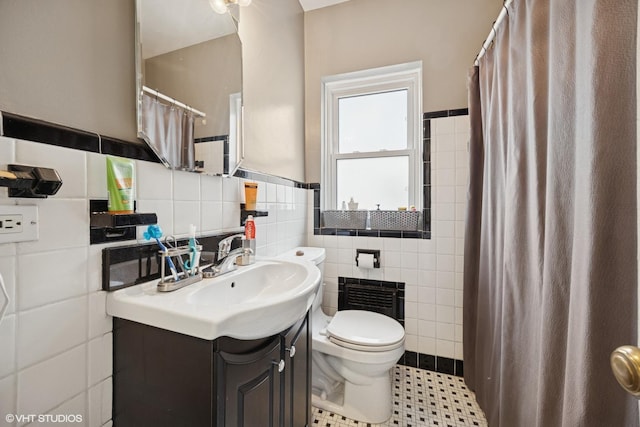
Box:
[101,136,160,163]
[399,351,464,378]
[2,112,100,153]
[422,108,468,119]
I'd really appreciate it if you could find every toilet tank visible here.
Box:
[278,247,326,310]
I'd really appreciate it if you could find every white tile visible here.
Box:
[436,305,456,323]
[418,286,436,304]
[0,136,16,170]
[436,289,455,307]
[383,238,402,252]
[265,183,278,203]
[418,269,436,287]
[135,200,173,238]
[172,170,200,201]
[17,296,87,369]
[384,251,402,268]
[418,253,436,271]
[15,140,86,199]
[418,320,436,338]
[136,160,172,200]
[221,202,240,231]
[400,238,418,253]
[436,322,455,341]
[200,174,223,201]
[404,318,418,335]
[200,201,223,233]
[404,302,417,319]
[0,256,16,315]
[435,151,455,170]
[436,237,455,255]
[417,336,436,355]
[400,268,418,286]
[434,117,455,136]
[0,314,15,378]
[454,115,470,133]
[88,333,112,387]
[87,153,108,200]
[436,339,456,359]
[0,375,16,426]
[417,303,436,321]
[435,186,456,204]
[45,392,86,426]
[436,254,455,272]
[88,378,112,427]
[87,245,105,293]
[455,342,464,360]
[88,292,112,339]
[17,248,88,310]
[174,201,201,236]
[18,199,88,254]
[435,220,455,238]
[404,334,418,352]
[436,271,455,289]
[383,267,401,282]
[17,345,86,417]
[222,177,240,202]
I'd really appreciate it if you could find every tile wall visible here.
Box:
[0,135,307,426]
[307,113,470,371]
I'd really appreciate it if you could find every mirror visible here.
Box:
[135,0,243,175]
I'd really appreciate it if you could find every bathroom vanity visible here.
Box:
[112,311,311,427]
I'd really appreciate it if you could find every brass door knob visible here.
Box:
[611,345,640,397]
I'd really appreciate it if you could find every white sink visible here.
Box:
[106,258,321,340]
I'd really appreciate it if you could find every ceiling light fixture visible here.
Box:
[209,0,252,14]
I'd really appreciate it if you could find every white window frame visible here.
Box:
[321,61,423,211]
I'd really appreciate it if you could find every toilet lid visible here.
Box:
[326,310,405,350]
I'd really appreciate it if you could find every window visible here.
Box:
[321,62,422,212]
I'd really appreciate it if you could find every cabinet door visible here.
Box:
[215,336,282,427]
[282,313,310,427]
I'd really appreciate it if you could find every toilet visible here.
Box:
[279,247,405,424]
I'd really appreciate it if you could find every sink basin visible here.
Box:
[106,258,321,340]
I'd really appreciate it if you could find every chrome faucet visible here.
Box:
[203,234,252,278]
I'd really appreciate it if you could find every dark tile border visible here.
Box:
[399,351,464,378]
[2,112,100,153]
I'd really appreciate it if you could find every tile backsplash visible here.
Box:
[307,111,470,367]
[0,134,307,426]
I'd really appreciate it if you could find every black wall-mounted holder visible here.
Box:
[355,249,381,268]
[90,200,157,245]
[240,203,269,226]
[0,164,63,198]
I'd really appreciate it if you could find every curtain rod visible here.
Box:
[142,86,207,118]
[474,0,513,66]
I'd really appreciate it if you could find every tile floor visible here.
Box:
[311,365,488,427]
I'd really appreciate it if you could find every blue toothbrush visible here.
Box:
[144,225,179,281]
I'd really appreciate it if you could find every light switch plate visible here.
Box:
[0,205,38,243]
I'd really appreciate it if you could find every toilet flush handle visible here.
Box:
[286,345,296,358]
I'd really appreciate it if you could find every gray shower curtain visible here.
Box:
[463,1,638,426]
[141,92,195,171]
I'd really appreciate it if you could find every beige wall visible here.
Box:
[0,0,307,182]
[304,0,502,182]
[0,0,137,141]
[240,0,306,182]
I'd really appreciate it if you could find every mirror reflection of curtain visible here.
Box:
[141,92,195,170]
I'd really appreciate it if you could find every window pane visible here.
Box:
[338,90,408,153]
[336,157,408,211]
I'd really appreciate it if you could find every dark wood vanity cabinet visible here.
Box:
[112,312,311,427]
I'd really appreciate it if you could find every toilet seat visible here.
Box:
[326,310,404,352]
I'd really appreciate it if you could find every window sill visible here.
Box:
[314,227,430,239]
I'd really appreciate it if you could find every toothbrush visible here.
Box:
[188,224,199,275]
[144,225,179,281]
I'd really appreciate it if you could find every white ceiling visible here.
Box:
[298,0,351,11]
[139,0,351,59]
[138,0,237,59]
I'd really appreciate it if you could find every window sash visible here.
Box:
[321,61,422,212]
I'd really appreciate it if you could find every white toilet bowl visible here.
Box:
[278,247,405,424]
